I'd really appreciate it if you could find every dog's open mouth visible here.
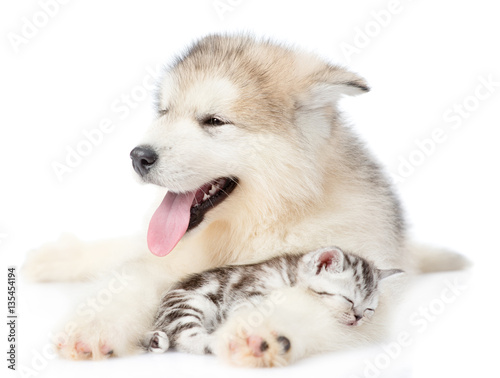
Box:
[188,177,239,230]
[147,177,238,256]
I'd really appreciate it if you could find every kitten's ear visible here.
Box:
[297,64,369,110]
[312,247,345,275]
[378,268,404,281]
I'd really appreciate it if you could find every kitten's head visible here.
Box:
[300,247,403,326]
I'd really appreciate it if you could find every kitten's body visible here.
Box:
[145,247,402,364]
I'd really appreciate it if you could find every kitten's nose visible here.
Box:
[354,314,363,321]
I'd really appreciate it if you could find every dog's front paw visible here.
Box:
[54,314,141,360]
[56,339,114,361]
[218,327,292,367]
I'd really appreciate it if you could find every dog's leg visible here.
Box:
[55,256,172,360]
[22,233,145,282]
[213,287,386,367]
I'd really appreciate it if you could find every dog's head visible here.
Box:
[130,35,369,256]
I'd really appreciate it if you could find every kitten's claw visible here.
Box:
[146,331,169,353]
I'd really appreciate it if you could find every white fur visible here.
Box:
[22,35,464,365]
[213,287,363,367]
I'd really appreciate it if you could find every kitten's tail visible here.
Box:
[407,241,471,274]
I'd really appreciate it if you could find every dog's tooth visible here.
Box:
[203,193,210,201]
[209,186,217,195]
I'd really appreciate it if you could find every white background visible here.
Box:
[1,0,499,377]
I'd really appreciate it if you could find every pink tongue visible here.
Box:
[147,191,196,256]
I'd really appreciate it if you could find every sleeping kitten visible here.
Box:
[144,246,402,357]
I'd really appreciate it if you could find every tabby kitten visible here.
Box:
[144,246,402,358]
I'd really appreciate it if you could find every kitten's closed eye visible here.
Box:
[311,290,334,296]
[334,296,355,312]
[311,290,354,311]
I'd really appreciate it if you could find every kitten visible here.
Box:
[144,246,402,357]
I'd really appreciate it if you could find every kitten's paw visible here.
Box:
[221,328,292,367]
[145,331,169,353]
[22,233,86,282]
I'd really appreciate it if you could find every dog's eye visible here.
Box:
[203,116,226,127]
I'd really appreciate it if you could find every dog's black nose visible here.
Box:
[130,146,158,177]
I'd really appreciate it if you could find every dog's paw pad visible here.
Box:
[57,339,113,360]
[225,330,291,367]
[276,335,291,353]
[246,335,269,357]
[100,344,114,356]
[75,341,91,356]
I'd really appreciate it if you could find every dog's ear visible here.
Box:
[314,64,370,96]
[297,65,369,109]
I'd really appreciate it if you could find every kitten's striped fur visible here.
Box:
[144,246,402,357]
